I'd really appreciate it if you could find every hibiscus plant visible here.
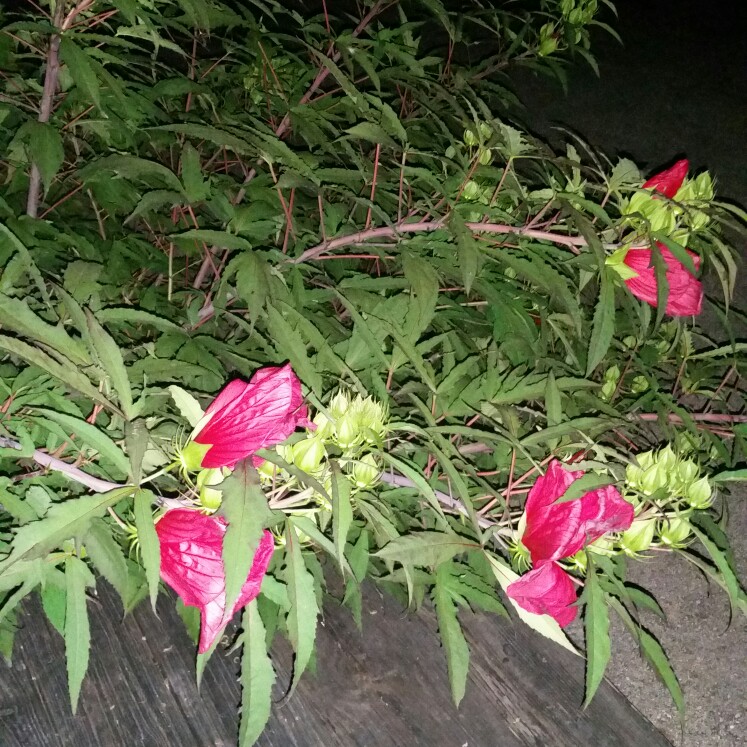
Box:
[0,0,745,743]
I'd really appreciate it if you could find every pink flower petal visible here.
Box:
[194,363,309,469]
[156,508,275,653]
[506,563,578,627]
[642,159,688,199]
[624,244,703,316]
[522,460,634,565]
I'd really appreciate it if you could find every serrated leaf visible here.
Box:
[221,461,272,620]
[583,566,610,706]
[283,519,319,693]
[331,463,353,575]
[556,472,614,504]
[125,419,148,484]
[434,564,470,706]
[0,334,118,415]
[486,554,578,655]
[97,307,182,333]
[0,488,133,572]
[59,37,100,109]
[586,271,615,376]
[86,310,133,419]
[689,524,741,608]
[173,229,252,251]
[27,122,64,195]
[0,292,89,366]
[64,555,93,714]
[133,489,160,611]
[238,601,276,746]
[180,142,209,202]
[376,531,478,567]
[545,370,562,428]
[84,517,129,605]
[168,385,204,427]
[33,408,130,476]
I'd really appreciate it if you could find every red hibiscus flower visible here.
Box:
[156,508,275,653]
[192,363,312,469]
[506,461,633,627]
[623,244,703,317]
[505,563,578,627]
[642,158,688,199]
[521,460,634,566]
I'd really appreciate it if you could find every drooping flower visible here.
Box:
[505,562,578,627]
[623,244,703,316]
[156,508,275,653]
[521,460,635,566]
[641,158,689,199]
[188,363,312,470]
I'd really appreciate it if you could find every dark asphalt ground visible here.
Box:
[509,1,747,744]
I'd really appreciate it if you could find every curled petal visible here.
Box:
[522,460,634,565]
[156,508,275,653]
[506,563,578,627]
[624,244,703,316]
[193,363,311,469]
[642,158,689,199]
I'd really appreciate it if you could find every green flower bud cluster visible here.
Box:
[622,171,714,242]
[559,0,597,43]
[600,364,621,401]
[538,23,559,57]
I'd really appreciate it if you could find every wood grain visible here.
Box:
[0,582,672,746]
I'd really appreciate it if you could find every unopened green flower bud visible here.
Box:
[477,147,493,166]
[335,412,360,450]
[351,395,389,446]
[479,122,493,140]
[685,476,713,509]
[658,517,692,548]
[674,459,699,492]
[462,180,481,201]
[630,375,649,394]
[328,390,351,420]
[656,445,677,472]
[620,518,656,556]
[538,26,558,56]
[292,437,326,473]
[640,463,668,495]
[179,440,210,473]
[463,128,478,147]
[312,411,334,441]
[197,468,225,510]
[567,550,587,573]
[351,453,381,488]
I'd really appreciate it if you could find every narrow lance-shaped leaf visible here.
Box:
[586,270,615,376]
[84,517,129,606]
[238,601,276,747]
[134,489,160,611]
[433,564,470,706]
[376,531,478,568]
[284,519,319,693]
[86,310,134,420]
[583,563,611,706]
[221,461,272,621]
[64,555,94,714]
[331,463,353,574]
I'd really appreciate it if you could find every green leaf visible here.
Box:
[86,310,134,419]
[59,37,100,109]
[689,524,741,609]
[80,155,181,190]
[168,385,205,427]
[555,472,614,504]
[586,270,615,376]
[41,580,66,635]
[27,122,64,194]
[96,307,183,333]
[433,564,470,706]
[180,142,209,202]
[0,222,50,305]
[331,463,353,575]
[84,517,129,605]
[544,370,562,428]
[712,468,747,483]
[238,601,276,747]
[64,555,93,714]
[283,519,319,693]
[0,488,133,572]
[133,489,160,611]
[125,419,148,484]
[33,408,130,476]
[0,334,118,415]
[583,566,611,706]
[486,554,578,655]
[173,229,252,251]
[0,292,89,366]
[221,461,272,620]
[376,531,478,567]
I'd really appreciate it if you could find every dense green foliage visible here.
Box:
[0,0,745,742]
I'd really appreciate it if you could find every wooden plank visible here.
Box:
[0,582,672,746]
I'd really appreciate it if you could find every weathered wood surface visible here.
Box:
[0,582,672,746]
